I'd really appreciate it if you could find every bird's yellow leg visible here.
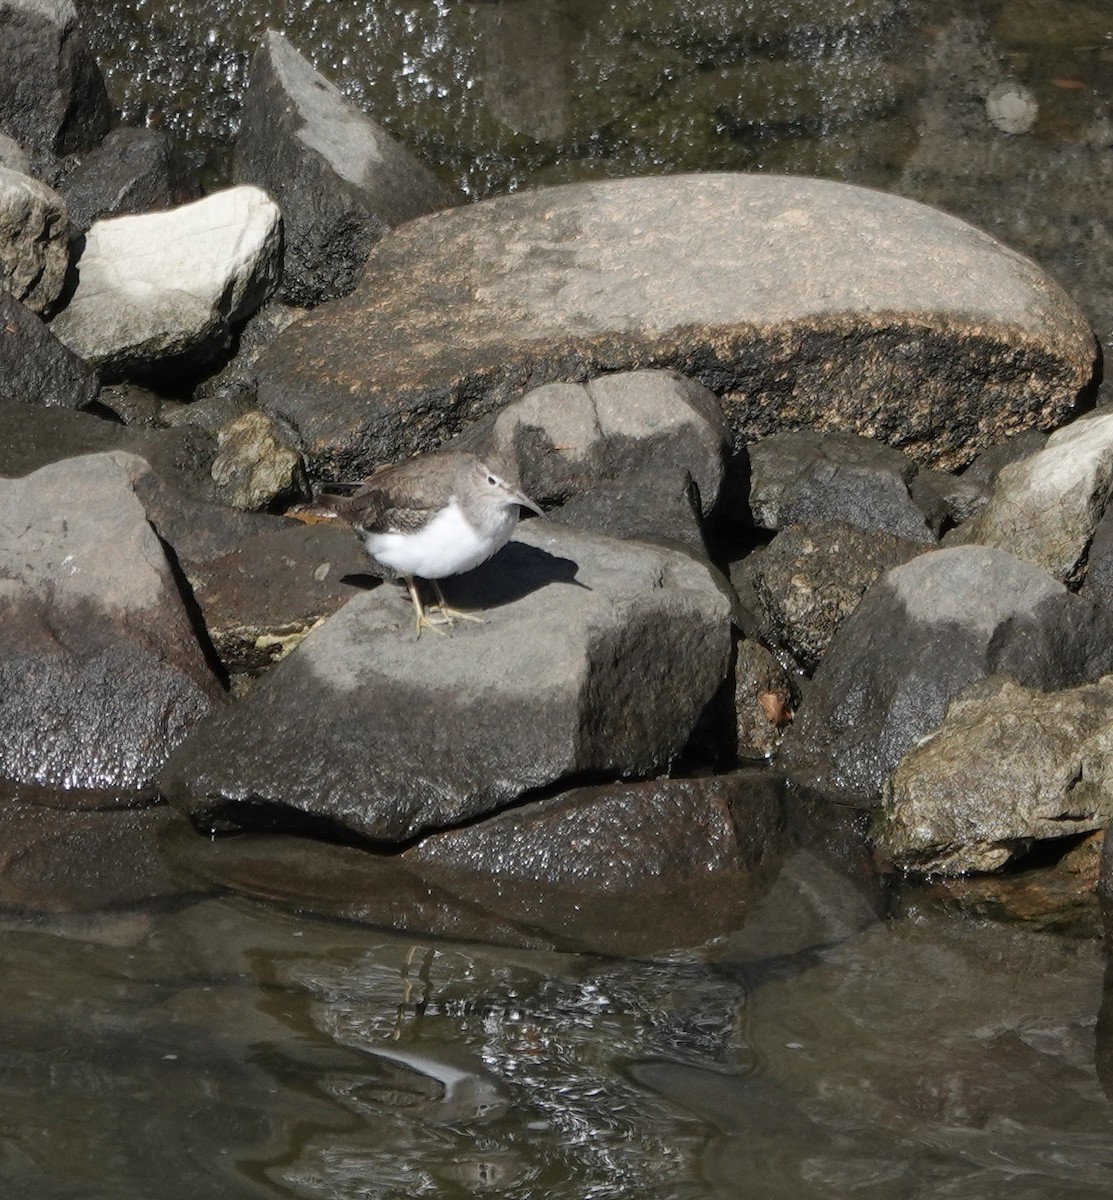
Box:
[431,579,485,624]
[404,575,448,637]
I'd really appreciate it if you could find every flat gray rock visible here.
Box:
[161,521,732,842]
[0,451,224,800]
[51,186,283,379]
[254,173,1096,478]
[779,545,1113,805]
[234,31,459,307]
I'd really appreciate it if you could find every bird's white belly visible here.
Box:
[362,500,518,579]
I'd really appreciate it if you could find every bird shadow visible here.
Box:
[340,542,588,610]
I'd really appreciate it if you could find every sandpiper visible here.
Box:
[327,449,543,636]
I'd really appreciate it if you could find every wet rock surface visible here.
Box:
[0,451,223,800]
[746,429,937,543]
[0,0,110,174]
[0,291,99,409]
[254,174,1096,479]
[742,520,926,671]
[780,545,1113,805]
[162,521,732,842]
[234,31,459,307]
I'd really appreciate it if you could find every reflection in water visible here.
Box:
[1,897,1111,1198]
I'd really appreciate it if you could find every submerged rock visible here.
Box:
[0,451,224,800]
[875,676,1113,874]
[780,545,1113,805]
[234,30,459,307]
[254,173,1096,478]
[51,186,283,379]
[161,521,732,842]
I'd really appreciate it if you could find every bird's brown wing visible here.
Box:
[327,455,464,535]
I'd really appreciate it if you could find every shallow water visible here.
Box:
[3,890,1112,1198]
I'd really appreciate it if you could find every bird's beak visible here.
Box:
[512,488,544,518]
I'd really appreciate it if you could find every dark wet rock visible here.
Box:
[233,30,458,308]
[158,514,370,676]
[734,638,795,760]
[50,186,283,380]
[209,410,307,512]
[1101,826,1113,943]
[921,830,1104,938]
[747,430,936,543]
[0,451,224,800]
[0,398,223,503]
[743,521,926,671]
[951,409,1113,583]
[1081,503,1113,606]
[406,771,788,892]
[194,300,308,401]
[162,522,732,842]
[0,0,111,174]
[0,290,99,408]
[0,166,70,314]
[875,676,1113,874]
[960,427,1047,488]
[908,466,986,530]
[0,802,183,911]
[59,126,202,234]
[779,545,1113,806]
[460,369,730,552]
[253,174,1095,480]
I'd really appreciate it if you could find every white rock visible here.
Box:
[51,185,282,377]
[958,409,1113,582]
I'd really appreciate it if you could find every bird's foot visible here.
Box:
[414,611,449,638]
[433,603,486,626]
[431,581,486,626]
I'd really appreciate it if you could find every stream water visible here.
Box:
[9,0,1113,1195]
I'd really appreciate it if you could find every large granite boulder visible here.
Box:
[0,0,111,173]
[162,521,732,842]
[0,290,98,408]
[253,174,1096,479]
[953,409,1113,584]
[50,186,283,379]
[234,30,459,307]
[875,675,1113,874]
[0,166,70,314]
[779,545,1113,805]
[0,451,224,801]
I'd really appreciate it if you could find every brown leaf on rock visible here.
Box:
[758,691,793,727]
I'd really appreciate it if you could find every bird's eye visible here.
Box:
[487,475,498,486]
